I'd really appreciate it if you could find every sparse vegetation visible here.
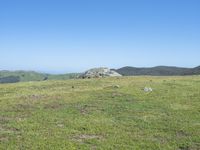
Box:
[0,76,199,149]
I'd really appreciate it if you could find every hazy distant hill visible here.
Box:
[0,70,79,83]
[1,66,200,83]
[115,66,200,76]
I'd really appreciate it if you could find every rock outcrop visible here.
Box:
[79,67,122,79]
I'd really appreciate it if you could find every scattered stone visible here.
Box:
[79,67,122,79]
[113,85,120,88]
[57,124,64,128]
[144,87,153,92]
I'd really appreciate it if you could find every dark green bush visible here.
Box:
[0,76,20,83]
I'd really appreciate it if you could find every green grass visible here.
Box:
[0,76,200,149]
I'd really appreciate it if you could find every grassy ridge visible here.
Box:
[0,71,79,83]
[115,66,200,76]
[0,76,200,149]
[0,71,45,82]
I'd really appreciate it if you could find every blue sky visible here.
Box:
[0,0,200,73]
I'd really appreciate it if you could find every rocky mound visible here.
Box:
[79,67,122,79]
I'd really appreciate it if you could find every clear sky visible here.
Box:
[0,0,200,73]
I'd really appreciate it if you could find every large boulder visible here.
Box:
[79,67,122,79]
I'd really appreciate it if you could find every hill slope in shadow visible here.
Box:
[115,66,200,76]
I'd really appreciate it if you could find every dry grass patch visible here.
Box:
[72,134,104,143]
[44,102,64,110]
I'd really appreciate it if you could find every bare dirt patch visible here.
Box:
[0,116,27,124]
[20,94,45,100]
[72,134,103,143]
[152,135,168,144]
[75,104,98,115]
[11,103,35,112]
[0,116,11,124]
[0,125,20,133]
[171,104,190,110]
[111,92,123,98]
[0,135,9,142]
[44,102,64,110]
[176,130,190,138]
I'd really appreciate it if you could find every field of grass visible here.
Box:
[0,76,200,149]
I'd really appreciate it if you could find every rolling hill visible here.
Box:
[0,70,79,83]
[115,66,200,76]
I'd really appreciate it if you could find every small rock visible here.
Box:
[144,87,153,92]
[113,85,120,88]
[57,124,64,128]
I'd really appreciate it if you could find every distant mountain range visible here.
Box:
[1,66,200,83]
[114,66,200,76]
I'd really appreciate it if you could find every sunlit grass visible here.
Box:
[0,76,200,149]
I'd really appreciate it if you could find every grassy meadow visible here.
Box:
[0,76,200,149]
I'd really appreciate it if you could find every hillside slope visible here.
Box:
[0,76,199,149]
[0,71,46,83]
[0,71,79,83]
[115,66,200,76]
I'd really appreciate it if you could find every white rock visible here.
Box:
[144,87,153,92]
[79,67,122,78]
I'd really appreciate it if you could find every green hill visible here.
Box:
[0,71,46,83]
[0,70,80,83]
[0,76,199,149]
[115,66,200,76]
